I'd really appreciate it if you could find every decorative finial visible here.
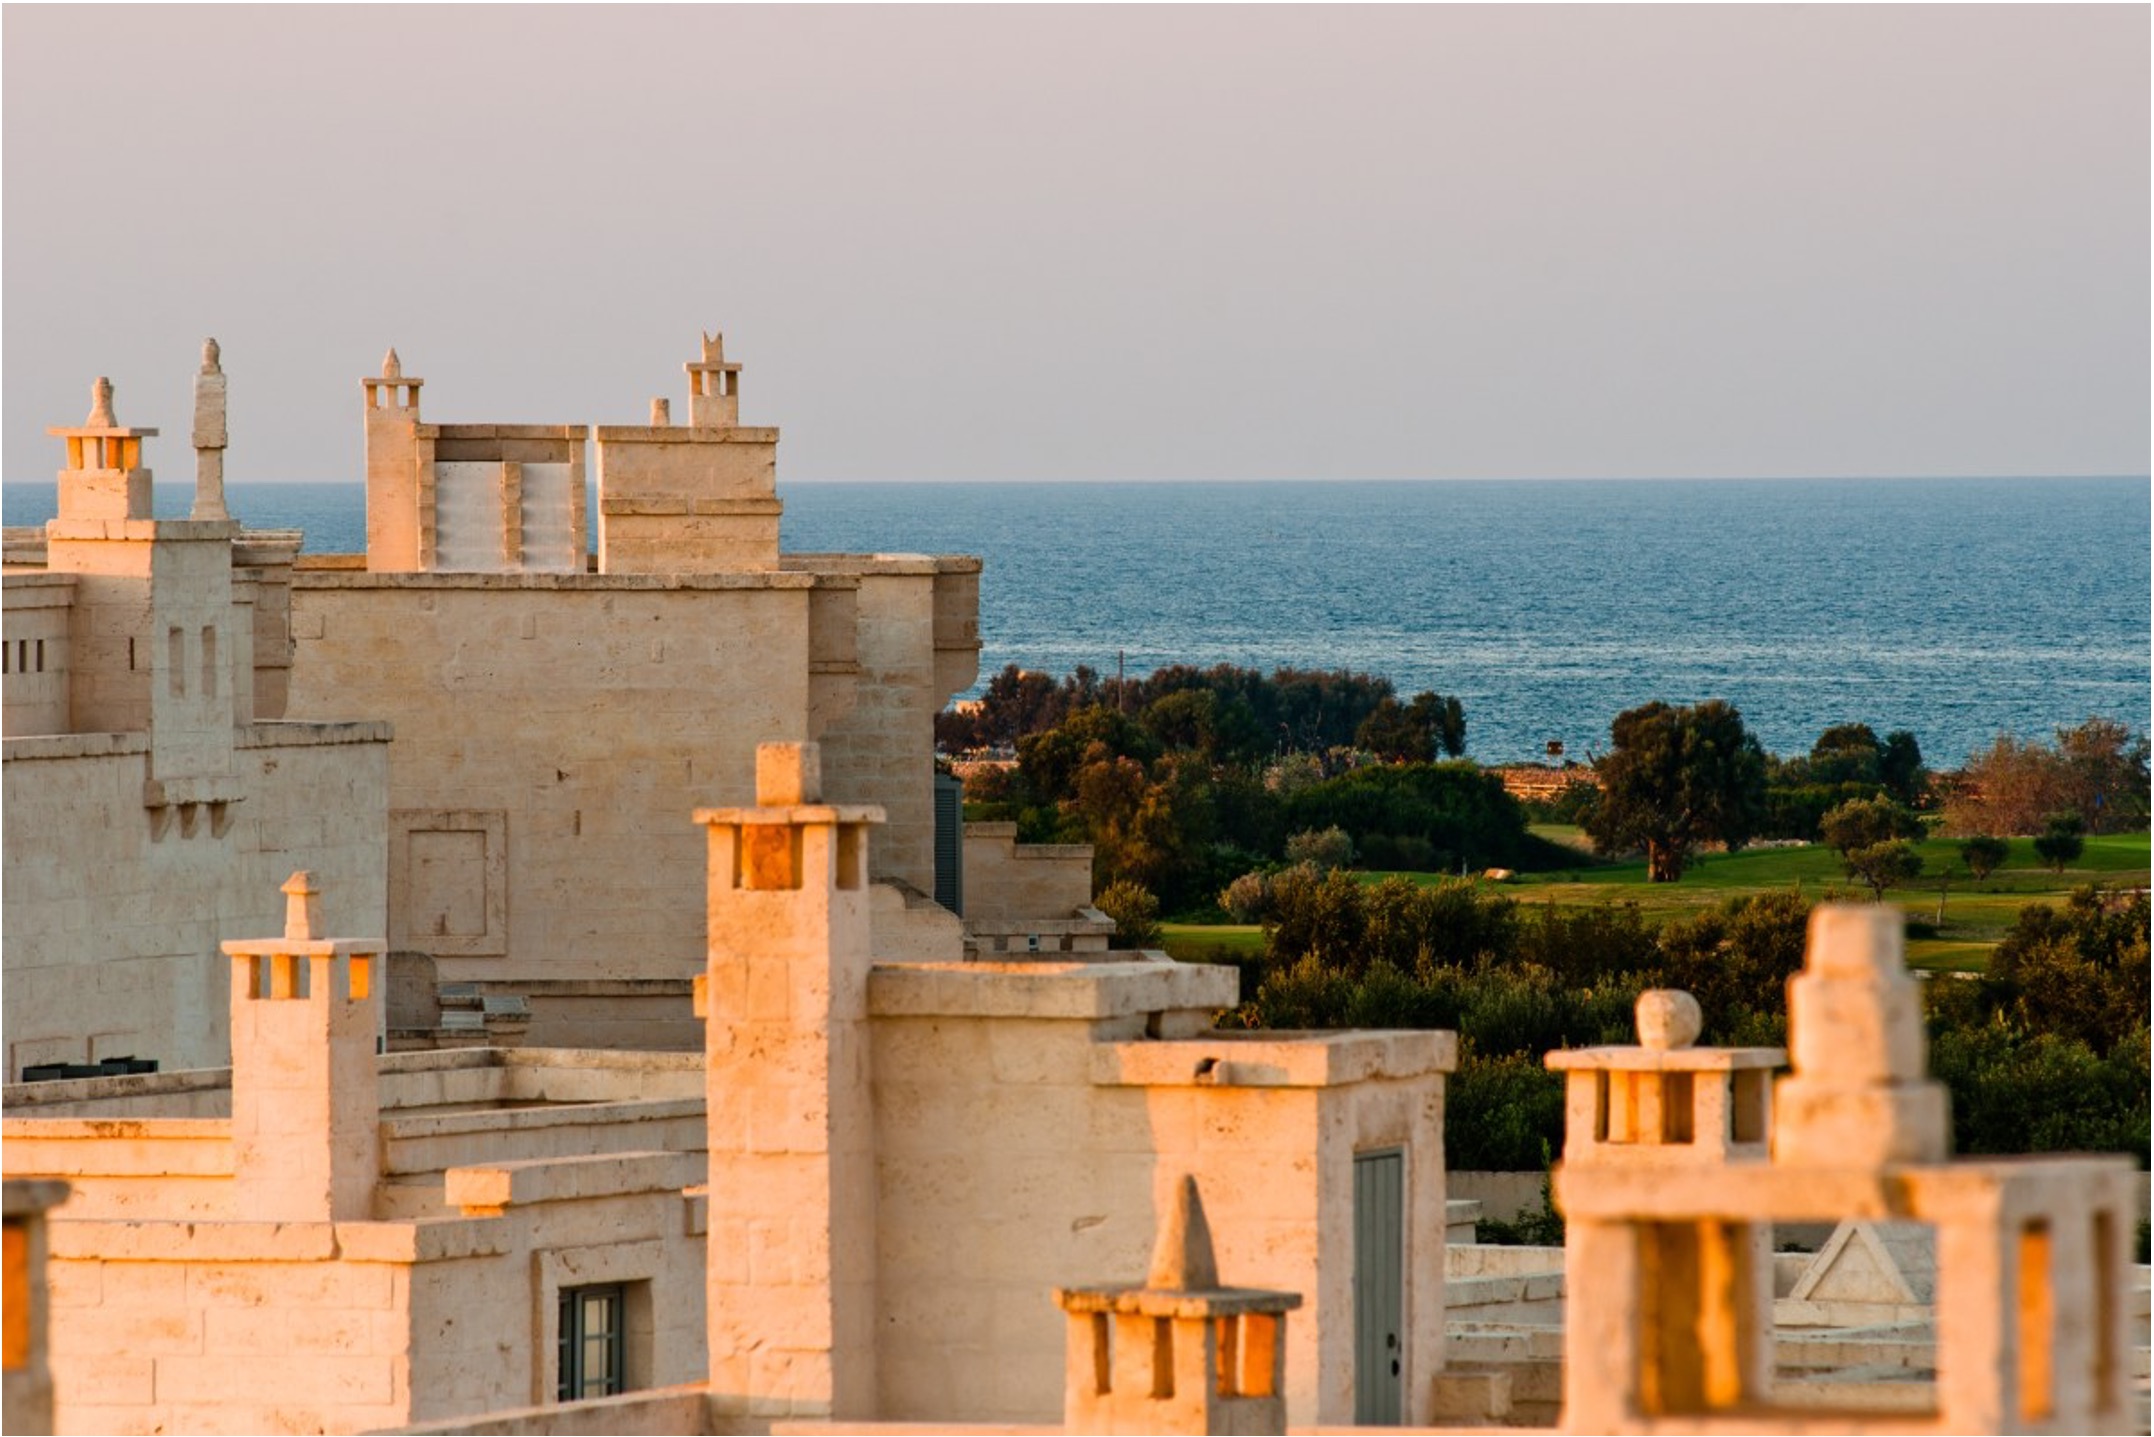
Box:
[201,337,222,374]
[87,376,116,428]
[1635,989,1703,1050]
[382,348,402,380]
[700,331,724,364]
[281,870,323,942]
[1146,1174,1221,1291]
[650,397,671,426]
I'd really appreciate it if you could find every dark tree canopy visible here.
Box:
[1354,691,1467,763]
[1958,834,2009,881]
[1819,796,1924,856]
[1879,730,1926,807]
[1585,700,1768,882]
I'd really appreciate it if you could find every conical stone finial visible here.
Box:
[382,348,402,380]
[281,870,323,942]
[87,376,116,427]
[1146,1174,1221,1291]
[201,337,222,374]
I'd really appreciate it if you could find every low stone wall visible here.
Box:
[2,1066,232,1119]
[961,822,1093,924]
[1449,1171,1548,1224]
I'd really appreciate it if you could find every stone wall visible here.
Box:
[6,1044,711,1434]
[1,723,389,1077]
[286,573,814,987]
[863,959,1453,1429]
[960,823,1093,923]
[783,557,980,901]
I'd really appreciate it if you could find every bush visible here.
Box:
[1217,870,1271,923]
[1931,1018,2149,1159]
[1959,834,2008,880]
[1284,825,1356,871]
[1095,880,1162,948]
[1263,864,1367,974]
[1446,1051,1566,1173]
[2032,812,2086,873]
[1284,762,1532,873]
[1654,891,1812,1037]
[1513,900,1659,989]
[1358,832,1443,872]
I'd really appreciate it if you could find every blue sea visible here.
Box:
[6,477,2146,767]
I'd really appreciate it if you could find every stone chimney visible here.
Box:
[1055,1175,1301,1434]
[221,872,385,1223]
[693,742,883,1420]
[1774,904,1949,1168]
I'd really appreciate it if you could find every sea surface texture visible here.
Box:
[6,477,2145,766]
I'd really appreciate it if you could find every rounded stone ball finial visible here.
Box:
[87,376,116,427]
[201,337,222,373]
[1635,989,1703,1050]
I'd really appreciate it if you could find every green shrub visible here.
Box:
[1959,834,2009,880]
[1095,879,1162,948]
[2032,812,2087,873]
[1217,870,1271,923]
[1446,1051,1566,1173]
[1284,825,1355,871]
[1931,1018,2149,1160]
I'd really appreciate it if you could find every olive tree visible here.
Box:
[1585,700,1767,882]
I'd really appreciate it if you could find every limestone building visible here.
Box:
[3,749,1457,1433]
[4,332,981,1067]
[2,357,389,1077]
[286,337,982,1045]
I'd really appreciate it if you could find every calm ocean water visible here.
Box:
[7,477,2146,767]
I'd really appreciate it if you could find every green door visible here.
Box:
[1354,1147,1406,1423]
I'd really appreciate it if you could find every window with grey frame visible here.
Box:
[557,1284,627,1402]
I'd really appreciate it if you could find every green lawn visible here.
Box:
[1348,829,2150,975]
[1159,923,1263,963]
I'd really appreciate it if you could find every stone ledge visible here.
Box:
[1554,1153,2141,1223]
[335,1217,514,1263]
[868,956,1237,1021]
[693,804,885,826]
[47,1219,336,1262]
[0,572,75,597]
[444,1149,694,1212]
[781,553,945,577]
[293,570,815,591]
[1547,1044,1784,1072]
[238,720,395,748]
[383,1096,704,1143]
[590,426,779,443]
[2,731,151,762]
[1092,1028,1458,1089]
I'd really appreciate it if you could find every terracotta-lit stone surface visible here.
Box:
[1552,904,2140,1435]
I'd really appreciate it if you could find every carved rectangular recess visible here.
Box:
[389,810,507,955]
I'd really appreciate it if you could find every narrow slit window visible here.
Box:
[168,628,185,697]
[2018,1220,2054,1422]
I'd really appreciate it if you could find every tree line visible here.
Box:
[1225,875,2147,1172]
[947,662,2149,906]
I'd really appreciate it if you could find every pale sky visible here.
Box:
[4,4,2147,483]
